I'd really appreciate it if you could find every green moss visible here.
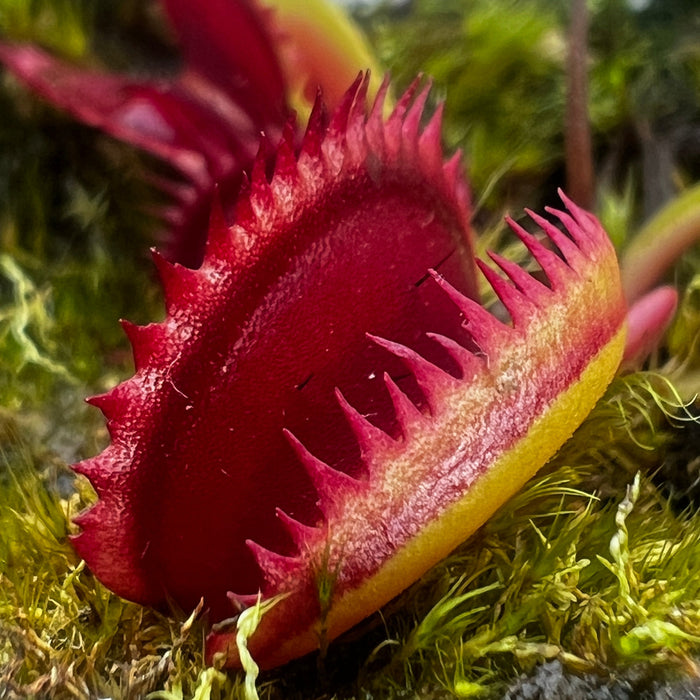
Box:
[2,365,699,698]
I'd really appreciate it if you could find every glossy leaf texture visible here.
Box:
[72,74,479,627]
[73,75,626,669]
[207,195,627,668]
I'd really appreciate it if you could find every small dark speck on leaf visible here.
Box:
[414,248,456,287]
[295,373,314,391]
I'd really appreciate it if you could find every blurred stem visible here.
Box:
[621,183,700,302]
[565,0,594,210]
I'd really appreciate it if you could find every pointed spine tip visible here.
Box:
[557,188,590,229]
[272,122,299,189]
[486,251,551,303]
[85,389,122,421]
[505,216,572,291]
[326,72,363,147]
[151,249,199,313]
[365,333,456,410]
[72,457,112,492]
[120,320,163,371]
[299,90,328,164]
[382,371,426,440]
[475,259,533,329]
[366,73,391,155]
[249,148,275,223]
[344,74,371,168]
[545,200,603,259]
[401,80,432,156]
[425,332,484,381]
[555,188,610,252]
[203,189,234,261]
[334,388,396,467]
[283,429,363,514]
[418,101,446,178]
[428,270,513,355]
[384,75,423,159]
[525,208,584,267]
[276,508,320,551]
[246,539,302,589]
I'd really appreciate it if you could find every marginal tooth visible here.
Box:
[276,508,320,551]
[335,388,397,467]
[72,456,112,492]
[425,332,485,382]
[366,334,457,410]
[544,202,600,259]
[121,320,165,371]
[151,251,200,315]
[385,75,422,159]
[475,260,535,330]
[387,74,421,123]
[246,539,302,589]
[505,216,573,291]
[526,208,584,267]
[383,372,426,440]
[556,188,603,243]
[429,270,513,356]
[250,138,271,179]
[442,151,464,195]
[297,92,327,182]
[401,81,432,156]
[418,102,445,178]
[366,74,391,156]
[86,389,122,421]
[249,160,274,225]
[229,175,257,231]
[283,429,363,516]
[323,74,363,173]
[87,382,147,442]
[203,191,233,262]
[327,73,362,140]
[487,251,552,304]
[272,123,299,198]
[72,500,106,530]
[345,72,370,167]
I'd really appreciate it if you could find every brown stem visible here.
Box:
[565,0,594,209]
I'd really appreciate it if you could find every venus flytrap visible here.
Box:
[55,71,629,669]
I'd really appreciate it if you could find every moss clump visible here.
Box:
[2,367,700,699]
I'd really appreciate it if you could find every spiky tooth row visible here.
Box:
[430,272,516,355]
[72,74,483,623]
[224,195,626,669]
[145,74,474,330]
[381,372,427,438]
[251,195,619,562]
[506,217,573,292]
[475,260,537,328]
[246,540,302,591]
[366,334,458,414]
